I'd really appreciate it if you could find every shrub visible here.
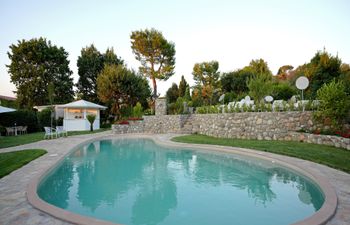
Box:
[0,110,39,132]
[100,123,112,128]
[143,108,154,116]
[247,73,273,104]
[223,92,236,104]
[168,97,185,115]
[272,83,297,100]
[56,117,63,126]
[37,108,53,128]
[120,105,133,118]
[132,102,143,118]
[314,80,350,130]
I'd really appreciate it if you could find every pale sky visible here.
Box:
[0,0,349,98]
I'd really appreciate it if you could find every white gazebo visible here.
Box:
[59,100,107,131]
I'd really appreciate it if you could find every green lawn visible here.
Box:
[0,128,110,149]
[172,134,350,173]
[0,149,47,178]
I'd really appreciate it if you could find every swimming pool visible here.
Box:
[37,138,325,225]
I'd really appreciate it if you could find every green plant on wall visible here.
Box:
[314,80,350,130]
[87,114,96,132]
[133,102,143,118]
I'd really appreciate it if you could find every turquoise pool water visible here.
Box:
[38,139,324,225]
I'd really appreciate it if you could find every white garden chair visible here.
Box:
[44,127,57,139]
[56,126,68,137]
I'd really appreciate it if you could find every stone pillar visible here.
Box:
[155,98,167,116]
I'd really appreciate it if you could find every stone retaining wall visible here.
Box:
[112,112,350,150]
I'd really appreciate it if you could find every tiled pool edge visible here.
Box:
[26,134,338,225]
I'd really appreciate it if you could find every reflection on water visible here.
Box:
[38,139,325,225]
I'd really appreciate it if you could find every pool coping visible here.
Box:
[26,134,338,225]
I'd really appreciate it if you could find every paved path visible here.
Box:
[0,132,349,225]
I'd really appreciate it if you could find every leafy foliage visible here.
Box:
[76,45,123,102]
[7,37,74,108]
[184,86,191,101]
[130,28,176,98]
[221,69,254,94]
[192,61,220,87]
[37,108,53,128]
[132,102,143,118]
[247,58,272,76]
[166,83,179,103]
[76,44,103,102]
[247,73,273,103]
[314,80,350,129]
[192,61,221,105]
[168,97,185,115]
[276,65,294,80]
[97,64,151,119]
[294,50,342,98]
[178,75,189,97]
[271,82,297,100]
[0,110,39,132]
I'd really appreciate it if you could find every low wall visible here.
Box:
[112,112,350,150]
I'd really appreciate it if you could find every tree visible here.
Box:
[7,38,74,108]
[192,61,221,105]
[221,69,254,94]
[247,59,272,76]
[76,44,103,102]
[97,64,151,119]
[166,83,179,103]
[184,86,191,101]
[339,63,350,94]
[294,50,342,98]
[271,82,296,100]
[130,28,176,99]
[103,47,124,66]
[314,80,350,130]
[192,61,220,87]
[247,73,273,103]
[276,65,294,80]
[87,114,96,131]
[77,45,124,102]
[178,75,189,97]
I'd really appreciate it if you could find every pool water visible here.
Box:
[38,139,324,225]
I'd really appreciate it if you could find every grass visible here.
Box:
[172,134,350,173]
[0,149,47,178]
[0,128,110,149]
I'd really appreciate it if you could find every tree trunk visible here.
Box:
[152,77,157,99]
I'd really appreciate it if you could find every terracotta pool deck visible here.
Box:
[0,131,349,225]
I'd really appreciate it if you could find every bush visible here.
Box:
[143,108,154,116]
[167,97,185,115]
[0,110,39,132]
[37,108,53,128]
[56,117,63,126]
[100,123,111,128]
[223,92,236,104]
[132,102,143,118]
[314,80,350,130]
[120,105,133,119]
[272,83,297,100]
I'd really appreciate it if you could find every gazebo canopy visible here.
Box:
[0,106,16,113]
[60,100,107,109]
